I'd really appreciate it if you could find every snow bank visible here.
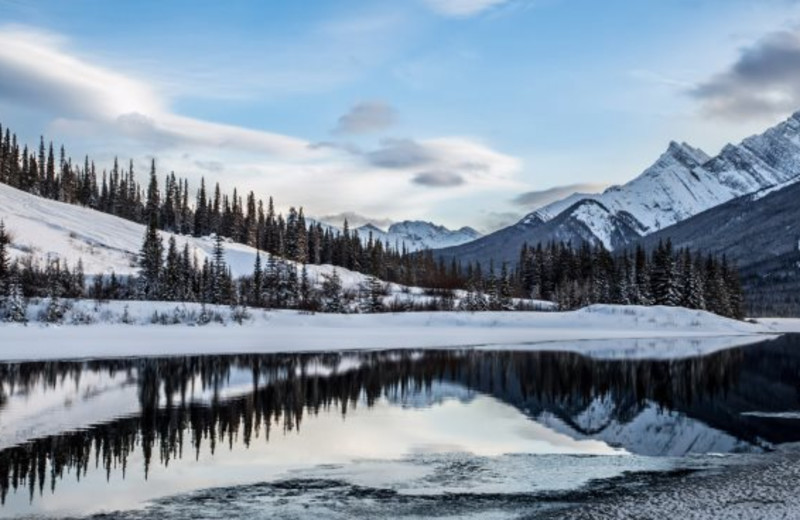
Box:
[754,317,800,333]
[0,302,774,362]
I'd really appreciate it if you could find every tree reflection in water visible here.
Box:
[0,336,799,505]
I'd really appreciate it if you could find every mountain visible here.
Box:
[436,111,800,267]
[635,179,800,316]
[354,220,481,252]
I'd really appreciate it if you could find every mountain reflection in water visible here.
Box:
[0,335,799,507]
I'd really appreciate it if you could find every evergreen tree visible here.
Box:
[139,216,163,299]
[321,270,344,313]
[3,280,27,324]
[0,220,9,295]
[679,249,705,310]
[252,251,263,307]
[360,276,385,313]
[162,236,181,301]
[651,240,680,306]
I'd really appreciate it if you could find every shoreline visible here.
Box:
[0,300,786,362]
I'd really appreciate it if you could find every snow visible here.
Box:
[755,317,800,333]
[0,302,775,362]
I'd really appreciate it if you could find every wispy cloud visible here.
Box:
[316,212,395,229]
[333,101,396,135]
[422,0,510,17]
[412,170,466,187]
[690,29,800,120]
[511,183,607,209]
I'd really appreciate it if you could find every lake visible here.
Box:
[1,335,799,518]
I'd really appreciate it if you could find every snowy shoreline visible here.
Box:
[0,301,785,362]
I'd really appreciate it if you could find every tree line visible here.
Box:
[0,122,461,289]
[513,240,744,318]
[0,121,745,318]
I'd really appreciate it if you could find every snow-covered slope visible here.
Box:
[0,182,395,290]
[355,220,481,252]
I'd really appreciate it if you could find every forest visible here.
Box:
[0,122,743,318]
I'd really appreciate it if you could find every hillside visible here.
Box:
[636,181,800,316]
[0,181,401,292]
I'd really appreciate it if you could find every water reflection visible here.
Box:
[0,335,799,511]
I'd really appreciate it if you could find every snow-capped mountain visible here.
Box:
[436,111,800,267]
[356,220,481,252]
[537,397,758,457]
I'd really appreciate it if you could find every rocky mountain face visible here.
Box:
[436,111,800,268]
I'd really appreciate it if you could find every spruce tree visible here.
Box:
[360,276,385,313]
[252,251,263,307]
[321,270,344,313]
[0,220,9,295]
[3,280,27,324]
[139,216,163,299]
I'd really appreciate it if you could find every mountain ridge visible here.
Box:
[435,111,800,267]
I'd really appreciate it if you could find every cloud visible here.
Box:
[690,29,800,120]
[423,0,510,17]
[511,183,607,208]
[361,136,520,189]
[0,24,524,231]
[412,170,466,187]
[0,26,163,119]
[478,211,522,233]
[316,212,395,230]
[366,138,435,168]
[0,25,314,159]
[333,101,396,135]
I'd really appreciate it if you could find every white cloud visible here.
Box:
[422,0,509,17]
[0,24,523,229]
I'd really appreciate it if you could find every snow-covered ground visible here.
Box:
[0,302,777,362]
[755,317,800,333]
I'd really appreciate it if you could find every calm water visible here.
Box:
[1,335,799,519]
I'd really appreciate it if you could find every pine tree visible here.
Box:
[3,280,27,324]
[360,276,385,313]
[0,220,9,295]
[679,249,705,310]
[210,233,228,304]
[321,270,344,313]
[651,240,680,306]
[139,216,163,299]
[299,264,313,311]
[162,236,181,301]
[498,263,514,310]
[252,251,263,307]
[145,159,160,225]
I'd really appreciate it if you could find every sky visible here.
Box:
[2,0,800,233]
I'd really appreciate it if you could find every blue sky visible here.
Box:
[2,0,800,231]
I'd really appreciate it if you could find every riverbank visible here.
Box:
[0,300,780,361]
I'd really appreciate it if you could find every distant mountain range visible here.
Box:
[313,219,481,253]
[435,111,800,270]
